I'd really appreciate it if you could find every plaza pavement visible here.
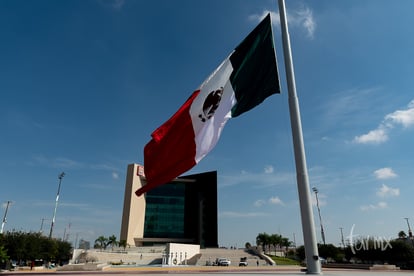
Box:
[2,265,413,276]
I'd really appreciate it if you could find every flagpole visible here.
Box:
[277,0,321,274]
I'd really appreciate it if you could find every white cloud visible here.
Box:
[249,4,316,39]
[353,127,388,144]
[354,99,414,144]
[269,196,284,206]
[385,100,414,128]
[376,184,399,198]
[360,201,387,211]
[374,167,397,180]
[254,196,285,207]
[264,165,274,174]
[254,199,266,207]
[112,172,119,180]
[294,6,316,39]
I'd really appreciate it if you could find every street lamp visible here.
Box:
[339,227,345,248]
[1,201,12,234]
[404,217,413,238]
[39,218,49,234]
[49,172,65,239]
[312,187,326,245]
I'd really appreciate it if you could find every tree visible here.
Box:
[344,237,414,264]
[388,240,414,264]
[269,234,282,254]
[94,236,109,251]
[398,231,407,239]
[318,243,341,260]
[0,245,8,264]
[56,240,72,265]
[1,231,72,265]
[107,235,118,251]
[281,237,292,255]
[256,233,270,253]
[295,245,305,261]
[119,240,128,251]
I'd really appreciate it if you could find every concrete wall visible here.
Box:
[165,243,200,265]
[120,164,146,246]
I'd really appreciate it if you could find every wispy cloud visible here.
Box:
[254,196,285,207]
[264,165,274,174]
[294,5,316,39]
[112,172,119,179]
[219,211,270,218]
[97,0,125,11]
[269,196,285,206]
[1,202,13,209]
[219,168,294,188]
[29,155,120,174]
[360,201,387,211]
[30,155,84,169]
[254,199,266,207]
[376,184,399,198]
[374,167,397,180]
[249,4,316,39]
[354,99,414,144]
[311,192,327,207]
[319,87,384,131]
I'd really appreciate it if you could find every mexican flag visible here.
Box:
[136,14,280,196]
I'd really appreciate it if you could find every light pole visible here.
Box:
[312,187,326,245]
[1,201,12,234]
[404,217,413,238]
[39,218,49,234]
[339,227,345,248]
[49,172,65,239]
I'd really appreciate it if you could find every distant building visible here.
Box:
[78,239,90,250]
[120,164,218,248]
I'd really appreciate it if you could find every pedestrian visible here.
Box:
[256,260,259,266]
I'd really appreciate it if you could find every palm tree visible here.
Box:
[94,236,108,251]
[119,240,127,252]
[280,237,292,256]
[256,232,270,253]
[269,234,282,255]
[108,235,118,251]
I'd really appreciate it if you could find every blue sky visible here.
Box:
[1,0,414,249]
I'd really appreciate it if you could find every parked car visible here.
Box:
[239,257,248,266]
[216,258,231,266]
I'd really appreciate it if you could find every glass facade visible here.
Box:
[142,171,218,248]
[144,183,185,238]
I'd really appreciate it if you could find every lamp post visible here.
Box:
[312,187,326,245]
[1,201,12,234]
[339,227,345,248]
[404,217,413,238]
[49,172,65,239]
[39,218,49,234]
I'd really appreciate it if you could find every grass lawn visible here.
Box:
[270,256,300,265]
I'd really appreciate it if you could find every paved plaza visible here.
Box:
[2,266,413,276]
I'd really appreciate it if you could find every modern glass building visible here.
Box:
[144,183,186,240]
[120,164,218,248]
